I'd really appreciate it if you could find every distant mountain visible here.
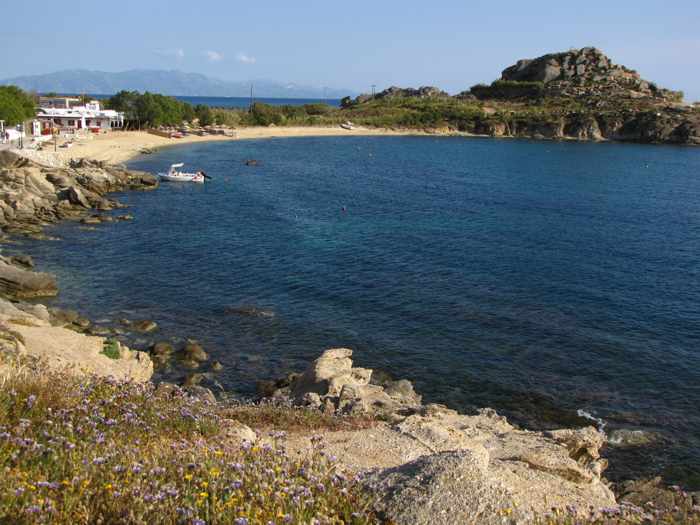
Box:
[0,69,357,99]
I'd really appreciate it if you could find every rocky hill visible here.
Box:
[499,47,682,104]
[340,47,700,145]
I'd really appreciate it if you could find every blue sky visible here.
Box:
[2,0,699,100]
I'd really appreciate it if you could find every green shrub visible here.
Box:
[101,339,120,360]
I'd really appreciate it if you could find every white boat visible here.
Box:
[158,163,206,183]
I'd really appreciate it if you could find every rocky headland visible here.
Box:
[0,149,698,523]
[341,47,700,146]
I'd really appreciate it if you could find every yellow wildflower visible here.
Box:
[104,483,113,490]
[198,492,209,499]
[184,473,193,481]
[200,481,209,489]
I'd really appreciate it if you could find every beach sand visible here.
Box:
[36,127,422,166]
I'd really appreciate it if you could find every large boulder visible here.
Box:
[291,348,370,400]
[273,348,424,419]
[368,450,528,525]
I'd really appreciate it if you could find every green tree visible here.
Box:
[0,85,36,126]
[195,104,213,126]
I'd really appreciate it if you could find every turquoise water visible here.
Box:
[20,136,700,486]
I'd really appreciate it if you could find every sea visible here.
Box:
[17,136,700,487]
[90,94,342,108]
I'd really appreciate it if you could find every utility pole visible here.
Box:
[371,84,376,97]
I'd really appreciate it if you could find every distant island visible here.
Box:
[0,69,357,99]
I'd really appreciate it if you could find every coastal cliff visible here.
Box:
[340,47,700,146]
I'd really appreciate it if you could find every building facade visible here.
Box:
[35,100,124,136]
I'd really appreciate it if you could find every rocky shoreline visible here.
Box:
[0,149,698,523]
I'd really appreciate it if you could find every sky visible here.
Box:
[1,0,699,100]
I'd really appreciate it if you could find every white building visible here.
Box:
[35,100,124,136]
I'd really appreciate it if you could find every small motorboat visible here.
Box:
[158,163,207,183]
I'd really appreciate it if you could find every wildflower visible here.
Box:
[26,395,37,409]
[192,520,206,525]
[234,518,249,525]
[93,457,106,465]
[198,492,209,499]
[24,505,41,514]
[184,473,193,481]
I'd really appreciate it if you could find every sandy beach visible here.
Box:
[28,127,423,166]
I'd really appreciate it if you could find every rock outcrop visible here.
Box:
[343,86,449,106]
[0,297,153,382]
[270,349,616,522]
[0,151,157,237]
[501,47,682,102]
[272,348,422,419]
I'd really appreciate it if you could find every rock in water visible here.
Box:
[183,340,208,362]
[133,319,158,333]
[607,428,657,447]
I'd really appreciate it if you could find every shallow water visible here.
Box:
[18,136,700,486]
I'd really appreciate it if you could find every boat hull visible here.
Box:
[158,173,205,183]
